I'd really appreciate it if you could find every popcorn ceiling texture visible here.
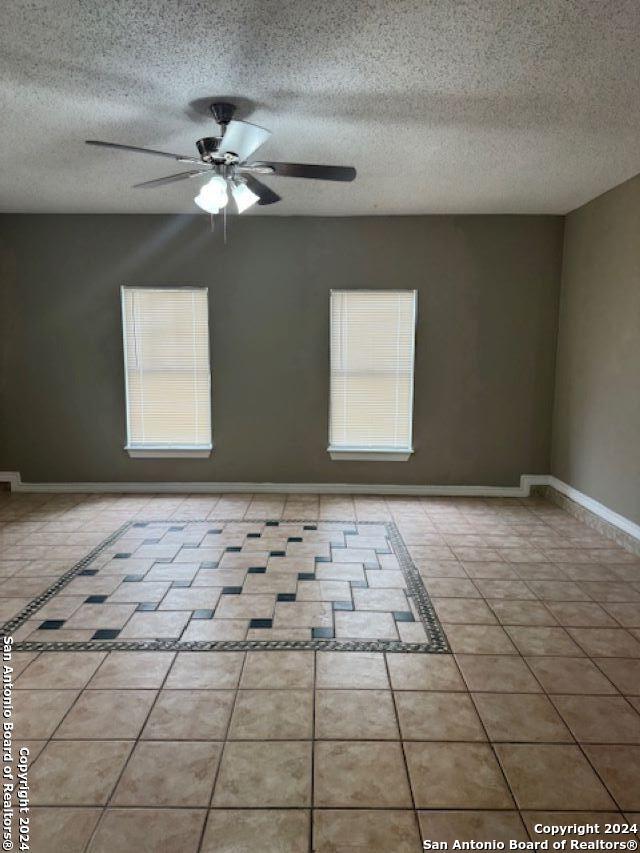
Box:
[1,0,639,214]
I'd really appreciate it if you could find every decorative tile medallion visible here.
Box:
[2,520,449,653]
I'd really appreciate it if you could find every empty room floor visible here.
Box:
[1,490,639,852]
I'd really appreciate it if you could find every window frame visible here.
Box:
[121,285,213,459]
[327,288,417,462]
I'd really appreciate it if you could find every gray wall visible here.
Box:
[0,214,563,486]
[552,174,640,525]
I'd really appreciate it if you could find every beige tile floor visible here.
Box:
[1,490,640,852]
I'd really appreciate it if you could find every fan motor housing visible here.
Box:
[196,137,221,159]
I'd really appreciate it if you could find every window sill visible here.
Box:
[125,446,213,459]
[327,447,414,462]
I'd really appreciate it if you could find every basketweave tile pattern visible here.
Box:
[1,519,449,653]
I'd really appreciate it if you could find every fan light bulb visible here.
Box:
[194,175,229,214]
[231,180,260,214]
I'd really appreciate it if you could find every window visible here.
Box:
[329,289,417,461]
[121,287,212,457]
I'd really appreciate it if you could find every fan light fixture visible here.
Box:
[194,175,228,214]
[231,180,260,213]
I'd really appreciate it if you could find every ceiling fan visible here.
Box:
[86,101,356,214]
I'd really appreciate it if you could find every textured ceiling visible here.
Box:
[1,0,640,215]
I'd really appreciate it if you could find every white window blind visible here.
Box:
[121,287,212,457]
[329,290,417,458]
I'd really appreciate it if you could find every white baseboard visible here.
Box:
[545,475,640,542]
[1,470,543,497]
[1,469,637,544]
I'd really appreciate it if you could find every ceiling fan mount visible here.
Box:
[85,99,356,214]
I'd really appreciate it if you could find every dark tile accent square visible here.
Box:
[266,521,279,527]
[133,522,148,528]
[114,553,132,559]
[136,603,157,612]
[277,593,296,602]
[200,561,218,569]
[221,587,243,595]
[332,600,354,611]
[226,546,242,553]
[192,609,215,620]
[123,574,144,582]
[92,629,120,640]
[171,580,191,589]
[39,620,65,630]
[85,595,108,604]
[247,567,266,574]
[247,533,261,539]
[79,569,98,576]
[350,580,368,589]
[269,550,286,557]
[208,528,223,534]
[393,611,415,622]
[249,618,273,629]
[297,572,316,581]
[287,536,303,543]
[303,524,317,530]
[312,627,334,639]
[314,556,330,563]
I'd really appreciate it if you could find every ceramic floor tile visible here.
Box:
[113,741,222,806]
[525,656,618,694]
[240,651,314,688]
[157,587,222,610]
[592,658,640,694]
[12,689,80,738]
[472,692,572,741]
[395,690,486,740]
[546,601,619,627]
[417,810,528,844]
[118,610,191,639]
[30,807,102,853]
[455,654,542,692]
[228,689,313,739]
[582,745,640,810]
[87,808,206,853]
[432,597,498,624]
[182,618,249,640]
[315,689,399,739]
[334,610,398,639]
[17,652,106,689]
[30,740,133,805]
[202,809,310,853]
[64,603,138,629]
[54,689,156,739]
[88,652,175,688]
[505,626,586,656]
[314,741,412,807]
[164,651,244,688]
[488,600,559,626]
[142,689,235,740]
[213,740,311,807]
[443,624,517,654]
[551,695,640,743]
[495,744,616,810]
[313,809,420,852]
[568,628,640,657]
[316,652,389,689]
[405,741,513,808]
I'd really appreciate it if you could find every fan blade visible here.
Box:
[243,175,281,205]
[251,161,356,181]
[133,170,213,189]
[217,120,271,162]
[86,140,203,164]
